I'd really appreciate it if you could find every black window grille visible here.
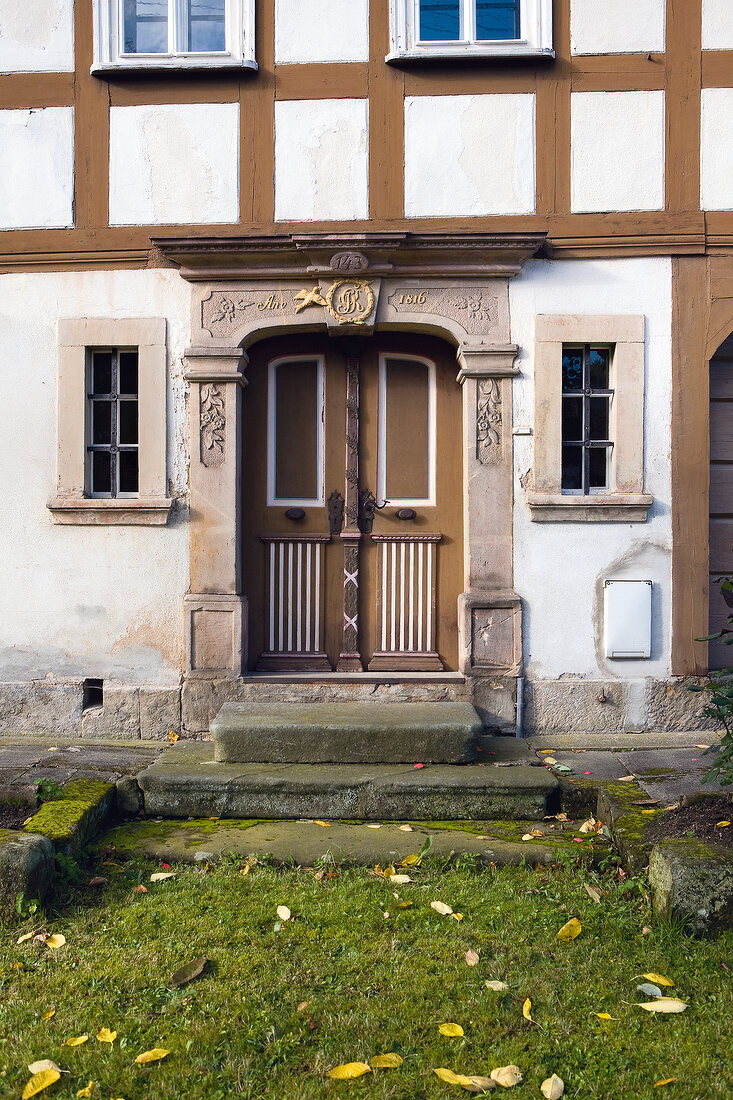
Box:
[561,344,613,494]
[87,349,139,498]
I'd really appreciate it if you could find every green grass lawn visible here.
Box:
[1,851,732,1099]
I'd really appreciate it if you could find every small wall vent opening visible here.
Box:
[82,678,104,711]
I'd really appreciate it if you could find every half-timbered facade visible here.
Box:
[0,0,729,738]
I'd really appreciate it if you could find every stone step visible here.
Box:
[136,742,559,821]
[212,701,484,764]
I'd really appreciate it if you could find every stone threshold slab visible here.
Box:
[138,743,558,822]
[212,701,483,764]
[527,733,723,751]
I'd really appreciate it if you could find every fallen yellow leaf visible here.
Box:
[46,935,66,950]
[399,824,413,831]
[77,1083,97,1098]
[439,1022,465,1037]
[168,730,179,743]
[134,1048,170,1064]
[654,1079,678,1088]
[40,1009,55,1021]
[27,1062,60,1075]
[434,1068,473,1086]
[556,918,582,941]
[717,820,731,828]
[370,1053,403,1068]
[327,1062,371,1079]
[540,1074,564,1099]
[466,949,479,967]
[276,905,291,921]
[389,874,412,885]
[643,974,674,987]
[694,744,710,750]
[431,901,454,916]
[22,1068,61,1099]
[65,1035,89,1047]
[452,913,464,922]
[522,998,532,1021]
[149,873,176,882]
[583,883,602,904]
[313,820,331,827]
[485,980,508,992]
[594,1013,616,1020]
[401,854,421,866]
[490,1065,523,1088]
[539,749,556,754]
[96,1028,117,1043]
[17,931,34,944]
[616,775,636,782]
[635,999,687,1014]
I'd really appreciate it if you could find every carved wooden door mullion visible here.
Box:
[336,351,364,671]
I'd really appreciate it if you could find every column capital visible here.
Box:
[184,346,249,386]
[456,344,520,383]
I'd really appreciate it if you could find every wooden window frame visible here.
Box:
[377,352,437,508]
[387,0,553,61]
[528,315,652,523]
[48,318,171,526]
[92,0,257,72]
[266,355,326,508]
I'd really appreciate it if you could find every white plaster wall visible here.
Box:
[0,108,74,230]
[701,88,733,210]
[510,258,673,681]
[0,270,191,684]
[109,103,239,226]
[0,0,74,73]
[702,0,733,51]
[571,91,665,213]
[275,0,369,63]
[570,0,665,55]
[275,99,368,222]
[404,94,536,218]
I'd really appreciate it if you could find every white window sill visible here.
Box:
[527,493,653,523]
[48,497,172,526]
[91,57,257,74]
[386,45,554,62]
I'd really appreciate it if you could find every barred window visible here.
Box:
[561,345,613,495]
[87,349,139,497]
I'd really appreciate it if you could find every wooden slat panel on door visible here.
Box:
[367,534,443,671]
[258,536,331,671]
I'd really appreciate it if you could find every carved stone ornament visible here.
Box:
[387,287,499,335]
[477,378,502,464]
[202,290,290,335]
[200,383,226,467]
[330,251,369,273]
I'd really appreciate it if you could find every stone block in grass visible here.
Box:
[649,837,733,934]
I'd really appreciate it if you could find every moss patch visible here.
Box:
[23,779,114,852]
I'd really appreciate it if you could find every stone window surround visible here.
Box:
[529,313,652,522]
[92,0,257,72]
[387,0,554,61]
[48,317,171,526]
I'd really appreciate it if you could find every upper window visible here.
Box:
[388,0,553,60]
[92,0,256,71]
[87,348,139,498]
[561,345,613,496]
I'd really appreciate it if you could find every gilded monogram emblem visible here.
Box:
[293,279,375,326]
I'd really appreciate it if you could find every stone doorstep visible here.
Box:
[211,701,484,765]
[137,742,559,822]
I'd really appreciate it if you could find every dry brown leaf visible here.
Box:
[583,883,602,904]
[490,1065,523,1088]
[399,824,413,831]
[86,877,108,887]
[616,775,636,782]
[170,957,207,989]
[540,1074,564,1099]
[466,949,479,967]
[462,1075,497,1093]
[132,885,148,894]
[297,1001,309,1012]
[484,980,509,992]
[327,1062,371,1079]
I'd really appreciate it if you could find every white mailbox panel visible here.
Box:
[604,579,652,659]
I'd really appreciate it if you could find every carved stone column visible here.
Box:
[456,344,522,677]
[183,347,248,677]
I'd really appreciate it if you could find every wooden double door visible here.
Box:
[242,334,463,672]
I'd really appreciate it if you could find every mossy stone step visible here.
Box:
[212,701,483,764]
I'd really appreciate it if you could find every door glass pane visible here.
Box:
[562,445,583,491]
[383,358,431,502]
[476,1,520,39]
[123,0,169,53]
[589,346,610,389]
[562,347,583,392]
[562,396,583,442]
[419,0,461,40]
[589,447,609,489]
[189,0,226,51]
[273,360,321,502]
[119,400,139,445]
[119,352,138,395]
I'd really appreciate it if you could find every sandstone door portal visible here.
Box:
[242,334,462,672]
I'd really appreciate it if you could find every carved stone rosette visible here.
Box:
[200,383,226,467]
[477,378,502,464]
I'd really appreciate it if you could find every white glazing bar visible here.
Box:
[399,541,406,651]
[297,541,303,652]
[287,542,294,652]
[381,542,388,651]
[315,542,321,652]
[418,541,424,651]
[269,542,276,651]
[278,542,285,652]
[409,541,415,651]
[306,542,312,653]
[427,541,434,649]
[390,541,397,652]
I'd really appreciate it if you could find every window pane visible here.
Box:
[476,0,520,39]
[562,396,583,443]
[119,400,139,445]
[274,361,320,501]
[124,0,169,53]
[119,352,138,395]
[189,0,226,51]
[419,0,461,40]
[92,401,113,445]
[589,396,609,441]
[119,451,139,494]
[384,358,431,501]
[589,447,609,490]
[92,451,112,495]
[562,445,583,491]
[92,353,112,395]
[562,348,583,393]
[589,347,610,389]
